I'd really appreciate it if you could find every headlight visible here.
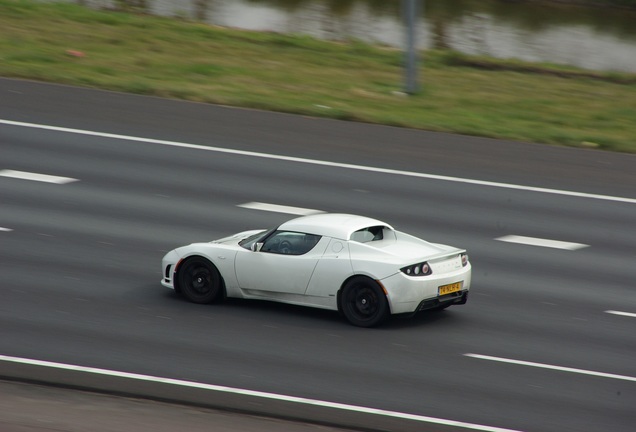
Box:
[461,253,469,267]
[401,262,432,276]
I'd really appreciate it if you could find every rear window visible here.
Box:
[350,226,385,243]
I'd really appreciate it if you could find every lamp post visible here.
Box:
[403,0,420,94]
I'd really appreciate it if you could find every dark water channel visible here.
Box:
[84,0,636,72]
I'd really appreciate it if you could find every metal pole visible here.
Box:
[403,0,420,94]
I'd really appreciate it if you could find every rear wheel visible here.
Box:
[177,257,222,304]
[340,277,389,327]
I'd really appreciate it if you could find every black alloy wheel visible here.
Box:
[177,257,222,304]
[341,276,389,327]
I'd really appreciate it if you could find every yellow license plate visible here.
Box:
[439,282,462,295]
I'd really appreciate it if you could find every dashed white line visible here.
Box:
[238,202,324,215]
[0,354,524,432]
[1,119,635,205]
[606,310,636,318]
[465,353,636,382]
[495,235,588,250]
[0,169,78,184]
[0,227,13,232]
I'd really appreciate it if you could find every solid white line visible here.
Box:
[0,354,523,432]
[606,310,636,318]
[1,119,635,205]
[0,169,78,184]
[238,202,324,215]
[495,235,588,250]
[465,353,636,382]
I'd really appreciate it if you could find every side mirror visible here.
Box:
[251,242,264,252]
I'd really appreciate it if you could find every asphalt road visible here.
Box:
[1,78,635,432]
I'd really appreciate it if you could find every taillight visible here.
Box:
[401,262,432,276]
[461,253,469,267]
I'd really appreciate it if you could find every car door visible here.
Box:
[234,231,328,294]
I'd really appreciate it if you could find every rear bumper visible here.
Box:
[381,264,471,314]
[415,290,468,312]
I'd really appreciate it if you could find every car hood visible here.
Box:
[211,229,265,245]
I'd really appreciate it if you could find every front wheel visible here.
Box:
[177,257,222,304]
[340,277,389,327]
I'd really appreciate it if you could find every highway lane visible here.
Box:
[1,79,635,432]
[2,78,635,199]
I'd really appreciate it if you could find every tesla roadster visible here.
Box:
[161,213,471,327]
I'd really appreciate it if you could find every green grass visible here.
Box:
[1,0,635,152]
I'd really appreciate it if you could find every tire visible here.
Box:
[340,277,389,327]
[177,257,222,304]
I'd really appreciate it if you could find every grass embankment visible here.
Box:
[1,0,635,152]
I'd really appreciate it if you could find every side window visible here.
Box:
[261,231,321,255]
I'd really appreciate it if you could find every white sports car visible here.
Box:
[161,213,471,327]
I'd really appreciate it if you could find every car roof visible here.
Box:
[278,213,394,240]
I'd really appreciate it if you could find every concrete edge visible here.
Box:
[0,360,428,432]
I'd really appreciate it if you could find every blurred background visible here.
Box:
[76,0,636,72]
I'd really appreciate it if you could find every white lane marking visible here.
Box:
[1,119,635,205]
[0,169,78,184]
[0,227,13,232]
[238,202,324,215]
[606,310,636,318]
[0,354,523,432]
[465,353,636,382]
[495,235,588,250]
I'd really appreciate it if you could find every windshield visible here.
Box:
[238,228,274,250]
